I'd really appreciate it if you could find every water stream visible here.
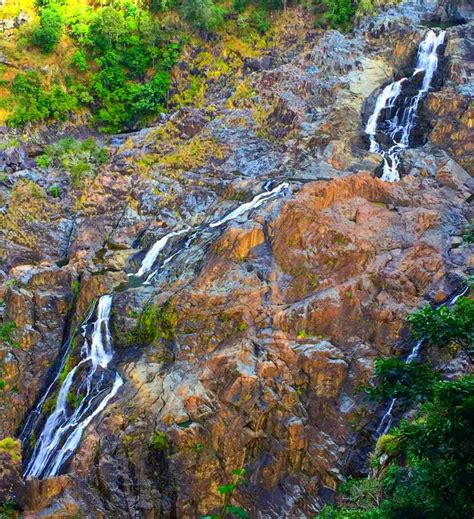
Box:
[22,182,290,479]
[376,286,469,436]
[365,29,446,182]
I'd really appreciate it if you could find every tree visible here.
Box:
[365,358,439,406]
[320,375,474,519]
[30,6,64,53]
[313,0,355,31]
[408,297,474,361]
[180,0,224,31]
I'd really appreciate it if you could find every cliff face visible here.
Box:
[0,1,473,517]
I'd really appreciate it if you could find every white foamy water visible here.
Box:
[210,182,289,228]
[24,295,123,479]
[365,30,446,182]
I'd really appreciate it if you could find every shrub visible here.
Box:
[8,72,79,126]
[41,137,108,186]
[408,297,474,361]
[365,358,440,405]
[30,6,64,53]
[0,322,17,347]
[150,431,168,451]
[180,0,224,31]
[70,50,89,72]
[0,437,21,462]
[314,0,355,31]
[49,185,61,198]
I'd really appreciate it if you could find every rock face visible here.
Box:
[0,1,472,518]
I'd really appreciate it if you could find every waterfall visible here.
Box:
[23,295,123,479]
[22,182,290,479]
[209,182,289,228]
[135,182,290,280]
[365,30,446,182]
[376,286,469,437]
[136,228,188,278]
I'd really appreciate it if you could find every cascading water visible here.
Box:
[135,182,290,280]
[23,295,123,478]
[22,181,290,479]
[365,30,446,182]
[376,286,469,437]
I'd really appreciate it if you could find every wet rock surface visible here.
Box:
[0,0,472,517]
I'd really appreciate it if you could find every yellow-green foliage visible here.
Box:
[375,433,399,456]
[226,79,256,109]
[0,180,56,246]
[159,136,226,173]
[170,76,207,109]
[0,436,21,462]
[150,431,168,451]
[356,0,401,16]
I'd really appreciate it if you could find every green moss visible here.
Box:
[0,437,21,462]
[0,322,18,348]
[42,393,58,414]
[129,301,178,347]
[150,431,168,451]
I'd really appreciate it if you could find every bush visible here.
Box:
[408,297,474,360]
[40,137,108,186]
[70,50,89,72]
[7,72,79,126]
[314,0,355,31]
[180,0,224,31]
[0,322,17,347]
[30,6,64,53]
[365,358,440,405]
[150,431,168,451]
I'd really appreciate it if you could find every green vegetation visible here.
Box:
[0,322,18,348]
[36,137,108,186]
[150,431,168,451]
[3,0,396,131]
[321,293,474,518]
[205,467,249,518]
[130,301,178,346]
[462,222,474,245]
[0,436,21,462]
[365,358,440,406]
[30,5,64,53]
[408,296,474,361]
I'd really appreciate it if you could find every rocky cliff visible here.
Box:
[0,1,473,517]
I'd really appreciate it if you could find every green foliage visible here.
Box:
[0,379,5,390]
[37,154,53,169]
[326,374,474,518]
[365,359,440,405]
[58,354,75,383]
[408,297,474,359]
[378,376,474,518]
[314,0,355,31]
[0,322,18,348]
[67,390,84,409]
[462,222,474,244]
[150,431,168,451]
[8,71,79,126]
[70,50,89,72]
[131,301,178,347]
[39,137,108,186]
[49,185,61,198]
[180,0,224,31]
[0,437,21,461]
[30,5,64,53]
